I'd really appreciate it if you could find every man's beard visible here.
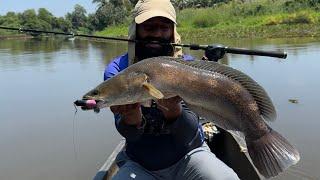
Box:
[135,36,174,61]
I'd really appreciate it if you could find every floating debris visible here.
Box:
[288,99,299,104]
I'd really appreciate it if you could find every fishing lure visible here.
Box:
[74,100,100,113]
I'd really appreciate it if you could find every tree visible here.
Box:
[20,9,37,25]
[0,12,21,27]
[92,0,129,30]
[128,0,139,5]
[38,8,54,25]
[92,0,106,8]
[93,3,113,30]
[87,13,98,31]
[66,4,88,29]
[16,9,52,30]
[52,17,72,32]
[23,19,51,30]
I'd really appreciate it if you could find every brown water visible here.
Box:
[0,37,319,180]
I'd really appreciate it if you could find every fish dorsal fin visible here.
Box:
[168,57,277,121]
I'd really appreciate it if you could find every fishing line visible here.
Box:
[73,103,78,115]
[72,104,79,179]
[73,106,79,162]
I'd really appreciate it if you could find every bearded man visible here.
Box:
[104,0,239,179]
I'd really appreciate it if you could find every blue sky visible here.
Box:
[0,0,97,17]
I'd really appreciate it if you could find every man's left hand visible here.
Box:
[204,45,225,62]
[156,96,182,122]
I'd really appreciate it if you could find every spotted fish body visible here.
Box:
[82,57,300,178]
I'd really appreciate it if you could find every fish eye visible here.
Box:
[92,90,99,96]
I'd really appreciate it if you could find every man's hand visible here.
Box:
[156,96,182,122]
[110,103,142,127]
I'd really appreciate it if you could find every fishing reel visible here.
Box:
[203,45,226,62]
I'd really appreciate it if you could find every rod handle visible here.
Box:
[225,47,287,59]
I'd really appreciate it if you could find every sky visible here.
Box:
[0,0,97,17]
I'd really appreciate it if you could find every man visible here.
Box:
[104,0,239,179]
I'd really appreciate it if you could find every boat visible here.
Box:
[93,121,263,180]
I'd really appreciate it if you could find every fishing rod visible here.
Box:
[0,26,287,59]
[0,26,136,43]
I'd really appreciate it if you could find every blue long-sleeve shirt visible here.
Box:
[104,53,204,170]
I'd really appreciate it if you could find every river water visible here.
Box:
[0,37,319,180]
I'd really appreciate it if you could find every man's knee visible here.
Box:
[176,147,240,180]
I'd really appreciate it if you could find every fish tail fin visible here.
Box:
[246,129,300,178]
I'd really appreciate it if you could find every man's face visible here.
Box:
[135,17,174,60]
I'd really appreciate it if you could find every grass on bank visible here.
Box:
[95,0,320,38]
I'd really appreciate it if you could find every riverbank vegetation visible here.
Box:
[98,0,320,38]
[1,0,320,38]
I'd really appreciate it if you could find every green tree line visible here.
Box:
[1,0,319,35]
[0,0,231,34]
[0,8,72,33]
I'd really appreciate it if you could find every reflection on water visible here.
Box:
[0,37,319,180]
[0,38,128,72]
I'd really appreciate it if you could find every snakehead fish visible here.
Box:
[80,56,300,178]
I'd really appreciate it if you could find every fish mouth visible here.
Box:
[79,96,108,110]
[95,100,108,109]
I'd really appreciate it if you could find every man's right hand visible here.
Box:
[110,103,142,127]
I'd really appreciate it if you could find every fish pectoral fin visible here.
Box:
[142,82,164,99]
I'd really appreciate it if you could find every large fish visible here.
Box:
[80,57,300,178]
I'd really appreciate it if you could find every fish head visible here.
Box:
[82,72,164,108]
